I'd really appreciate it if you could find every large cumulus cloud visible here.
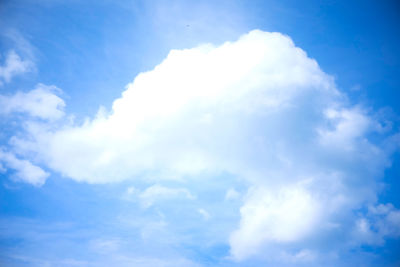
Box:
[11,30,337,182]
[3,30,400,262]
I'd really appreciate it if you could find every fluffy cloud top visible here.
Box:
[13,30,337,183]
[4,30,400,262]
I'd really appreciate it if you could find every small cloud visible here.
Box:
[229,184,320,260]
[0,83,65,120]
[198,208,210,220]
[225,188,240,201]
[350,84,362,91]
[353,203,400,245]
[138,184,195,208]
[126,186,137,195]
[0,50,33,85]
[280,249,317,263]
[0,149,49,186]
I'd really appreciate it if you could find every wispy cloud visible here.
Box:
[0,50,33,86]
[124,184,195,208]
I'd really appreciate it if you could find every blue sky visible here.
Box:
[0,0,399,266]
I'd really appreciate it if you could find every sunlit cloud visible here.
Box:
[0,28,399,265]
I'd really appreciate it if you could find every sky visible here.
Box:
[0,0,400,266]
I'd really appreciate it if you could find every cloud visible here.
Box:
[0,83,65,120]
[0,50,33,85]
[4,30,400,262]
[318,107,373,149]
[279,249,317,263]
[134,184,195,208]
[2,29,35,60]
[353,203,400,245]
[197,208,210,220]
[11,30,337,183]
[225,188,240,201]
[0,149,49,186]
[229,183,321,260]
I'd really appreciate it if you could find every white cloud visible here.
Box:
[11,30,337,183]
[0,83,65,120]
[353,203,400,245]
[318,107,372,150]
[279,249,317,263]
[198,208,210,220]
[137,184,195,208]
[229,183,321,260]
[5,30,400,262]
[225,188,240,201]
[0,50,33,85]
[0,149,49,186]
